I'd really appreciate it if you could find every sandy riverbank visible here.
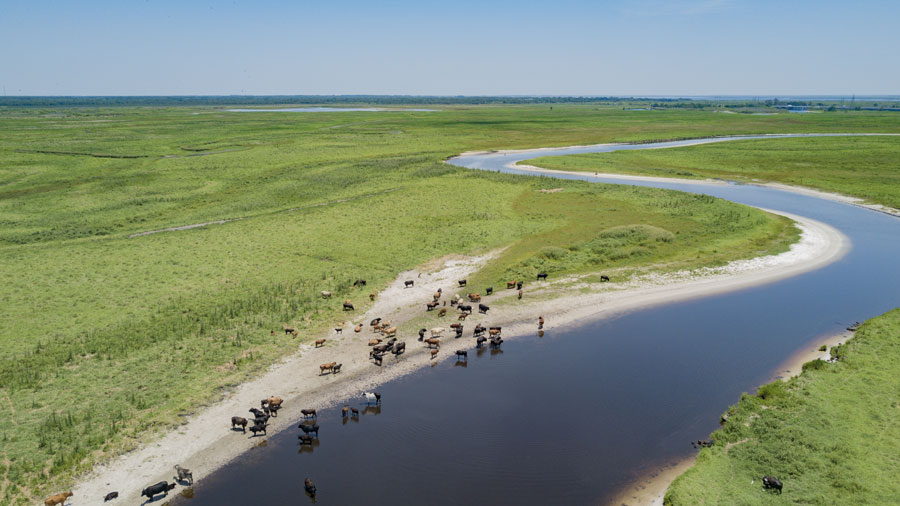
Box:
[67,205,846,505]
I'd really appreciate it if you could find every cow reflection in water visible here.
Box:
[490,347,504,356]
[453,359,468,368]
[363,405,381,416]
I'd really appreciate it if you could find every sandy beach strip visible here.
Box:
[67,206,846,505]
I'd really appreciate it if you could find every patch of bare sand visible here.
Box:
[69,213,845,506]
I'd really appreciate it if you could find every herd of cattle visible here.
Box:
[44,272,630,505]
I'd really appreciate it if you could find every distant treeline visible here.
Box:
[0,95,679,107]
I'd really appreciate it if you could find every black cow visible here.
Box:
[600,275,610,282]
[485,287,493,295]
[353,279,367,286]
[298,435,314,445]
[231,416,248,432]
[249,408,266,418]
[455,350,468,360]
[333,363,342,373]
[253,415,270,426]
[343,302,354,311]
[516,281,523,290]
[458,304,472,314]
[404,280,414,288]
[249,423,267,436]
[537,272,548,281]
[103,492,119,502]
[371,352,384,366]
[298,423,320,436]
[370,317,382,326]
[458,279,467,287]
[762,475,783,493]
[478,303,490,314]
[392,342,406,355]
[141,481,175,500]
[418,328,426,341]
[476,336,487,348]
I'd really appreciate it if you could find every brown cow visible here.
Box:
[263,396,283,408]
[315,338,326,348]
[44,492,73,506]
[369,292,376,301]
[489,329,501,337]
[425,338,441,348]
[354,323,363,333]
[319,362,336,374]
[383,326,397,337]
[518,289,523,300]
[507,280,517,289]
[438,308,447,317]
[538,316,545,329]
[433,291,442,301]
[430,348,440,359]
[468,293,481,302]
[458,313,468,321]
[368,338,382,346]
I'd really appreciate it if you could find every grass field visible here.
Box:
[665,308,900,505]
[1,105,898,503]
[528,135,900,209]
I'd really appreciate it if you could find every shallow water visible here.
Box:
[172,135,900,505]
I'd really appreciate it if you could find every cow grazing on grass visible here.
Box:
[320,362,337,374]
[353,279,367,287]
[468,293,481,302]
[141,482,175,500]
[315,338,327,347]
[343,301,355,311]
[284,327,297,335]
[231,416,248,432]
[507,280,517,289]
[44,492,73,506]
[404,280,414,288]
[438,308,447,317]
[537,272,548,281]
[320,291,332,298]
[174,464,193,485]
[763,475,783,493]
[458,279,467,287]
[369,292,376,301]
[600,275,610,282]
[103,492,118,502]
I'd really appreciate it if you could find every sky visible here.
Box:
[1,0,898,96]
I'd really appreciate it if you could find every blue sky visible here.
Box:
[1,0,898,95]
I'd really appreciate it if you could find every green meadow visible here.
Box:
[529,135,900,209]
[1,105,898,503]
[665,309,900,505]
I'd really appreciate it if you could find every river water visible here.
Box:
[171,135,900,505]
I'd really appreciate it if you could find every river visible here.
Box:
[170,134,900,505]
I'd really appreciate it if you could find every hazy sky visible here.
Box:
[2,0,898,96]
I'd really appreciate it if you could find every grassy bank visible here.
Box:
[665,308,900,505]
[528,135,900,209]
[0,105,892,503]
